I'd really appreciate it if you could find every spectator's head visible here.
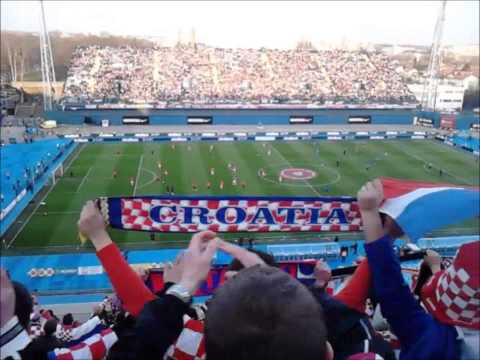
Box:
[13,281,33,330]
[63,313,74,326]
[420,240,479,330]
[380,213,404,239]
[412,260,434,297]
[43,319,58,336]
[205,265,331,360]
[92,304,103,316]
[46,309,57,321]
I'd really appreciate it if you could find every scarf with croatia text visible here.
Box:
[97,177,479,241]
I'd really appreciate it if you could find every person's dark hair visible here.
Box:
[227,249,277,272]
[43,319,58,336]
[413,260,438,298]
[13,281,33,329]
[380,213,404,238]
[206,266,328,360]
[63,313,74,325]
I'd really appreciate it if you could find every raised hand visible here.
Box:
[178,231,218,294]
[358,179,386,243]
[78,200,112,250]
[217,239,266,268]
[313,259,332,288]
[357,178,384,212]
[163,252,187,284]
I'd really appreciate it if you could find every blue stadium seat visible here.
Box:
[0,139,72,211]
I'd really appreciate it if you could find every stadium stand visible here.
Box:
[0,139,69,204]
[0,139,75,235]
[15,104,37,118]
[0,84,21,115]
[62,45,416,107]
[448,133,480,152]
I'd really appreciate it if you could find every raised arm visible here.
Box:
[334,258,371,313]
[217,239,266,268]
[78,201,156,316]
[358,180,434,348]
[136,231,218,358]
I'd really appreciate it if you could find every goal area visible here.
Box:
[49,164,64,186]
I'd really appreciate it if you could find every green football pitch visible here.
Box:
[6,139,480,251]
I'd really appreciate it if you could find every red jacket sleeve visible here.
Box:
[97,243,156,316]
[333,259,371,313]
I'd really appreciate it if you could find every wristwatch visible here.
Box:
[166,284,193,303]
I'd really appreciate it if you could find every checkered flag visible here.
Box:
[421,241,479,329]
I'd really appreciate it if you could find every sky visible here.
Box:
[1,1,479,48]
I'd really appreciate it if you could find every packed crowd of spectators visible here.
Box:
[63,45,416,106]
[2,179,478,360]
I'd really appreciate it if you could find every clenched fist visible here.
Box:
[357,179,384,212]
[78,201,111,250]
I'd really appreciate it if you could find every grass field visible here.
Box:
[7,139,480,250]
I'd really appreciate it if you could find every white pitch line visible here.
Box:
[270,144,322,197]
[30,211,81,216]
[137,167,158,190]
[7,184,54,249]
[63,143,84,171]
[7,144,86,249]
[133,154,144,196]
[76,167,92,193]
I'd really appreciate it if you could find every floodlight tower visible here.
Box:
[39,0,56,111]
[420,0,447,111]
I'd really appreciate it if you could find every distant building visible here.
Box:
[446,45,480,57]
[463,75,479,90]
[435,84,465,111]
[0,84,21,115]
[408,82,464,112]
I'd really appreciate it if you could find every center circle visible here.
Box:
[259,162,341,188]
[280,168,317,180]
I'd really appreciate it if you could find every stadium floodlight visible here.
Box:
[421,0,447,112]
[39,0,57,112]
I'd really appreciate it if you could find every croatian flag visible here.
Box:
[379,177,480,241]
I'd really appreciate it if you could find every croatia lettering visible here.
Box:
[100,196,362,233]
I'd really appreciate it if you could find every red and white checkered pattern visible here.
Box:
[29,324,43,338]
[117,197,361,233]
[421,241,479,330]
[49,328,118,360]
[164,317,206,360]
[56,325,74,343]
[436,265,479,324]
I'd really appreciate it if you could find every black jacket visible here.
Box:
[309,286,395,360]
[135,294,190,359]
[11,337,62,360]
